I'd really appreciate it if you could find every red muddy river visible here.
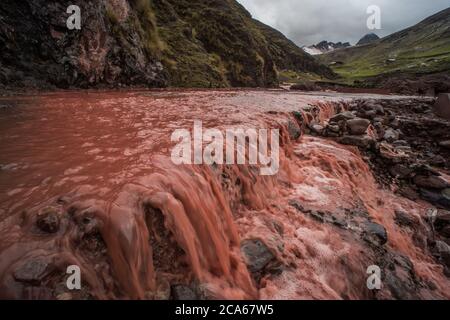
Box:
[0,90,448,300]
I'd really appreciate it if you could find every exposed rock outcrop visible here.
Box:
[0,0,167,89]
[303,96,450,284]
[307,97,450,211]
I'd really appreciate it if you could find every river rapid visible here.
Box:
[0,89,448,300]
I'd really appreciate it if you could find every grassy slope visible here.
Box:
[152,0,334,87]
[252,20,336,81]
[319,7,450,84]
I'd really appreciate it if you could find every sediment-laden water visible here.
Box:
[0,90,448,300]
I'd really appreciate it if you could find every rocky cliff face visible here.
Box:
[0,0,334,89]
[0,0,167,89]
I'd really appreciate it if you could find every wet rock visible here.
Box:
[373,117,385,124]
[271,220,284,236]
[310,124,324,135]
[394,145,412,153]
[154,278,171,300]
[265,261,285,276]
[327,124,340,133]
[363,109,377,119]
[330,111,355,122]
[171,285,197,300]
[363,222,388,246]
[373,105,385,115]
[445,267,450,278]
[310,210,325,223]
[287,120,302,140]
[434,210,450,237]
[430,155,446,167]
[443,188,450,200]
[338,135,374,149]
[346,118,371,135]
[439,225,450,238]
[292,111,303,122]
[390,117,400,129]
[13,258,51,285]
[389,164,413,179]
[289,199,311,213]
[322,124,345,138]
[394,210,417,228]
[420,188,450,209]
[36,207,61,233]
[378,142,410,163]
[414,175,450,189]
[56,293,73,300]
[373,122,385,138]
[383,253,420,300]
[383,128,400,142]
[241,239,275,273]
[324,131,341,138]
[432,241,450,268]
[392,140,409,147]
[412,104,428,114]
[392,253,415,273]
[416,164,441,176]
[331,216,347,229]
[399,186,419,201]
[433,93,450,120]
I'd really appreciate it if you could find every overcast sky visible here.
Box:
[237,0,450,46]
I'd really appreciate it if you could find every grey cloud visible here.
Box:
[237,0,450,46]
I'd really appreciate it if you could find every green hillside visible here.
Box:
[0,0,334,89]
[152,0,335,87]
[320,7,450,84]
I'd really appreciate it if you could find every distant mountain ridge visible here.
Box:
[356,33,380,46]
[303,33,381,56]
[303,40,351,55]
[318,7,450,94]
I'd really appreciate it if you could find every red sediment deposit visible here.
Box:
[0,89,449,300]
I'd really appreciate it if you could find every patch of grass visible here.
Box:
[105,8,119,25]
[278,69,328,83]
[132,0,164,57]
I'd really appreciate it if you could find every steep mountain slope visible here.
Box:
[152,0,334,87]
[320,7,450,83]
[0,0,168,89]
[253,21,335,79]
[0,0,334,89]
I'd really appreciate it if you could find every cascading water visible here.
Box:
[0,90,448,300]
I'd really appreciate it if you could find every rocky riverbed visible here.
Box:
[299,96,450,294]
[307,97,450,208]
